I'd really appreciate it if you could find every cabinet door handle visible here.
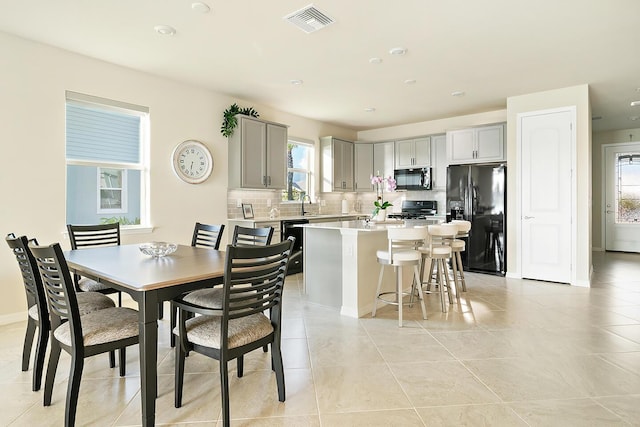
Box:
[268,176,272,185]
[262,176,267,186]
[523,215,535,219]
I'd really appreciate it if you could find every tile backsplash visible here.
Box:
[227,189,446,219]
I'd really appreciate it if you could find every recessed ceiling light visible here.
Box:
[364,107,376,112]
[631,100,640,107]
[154,25,176,36]
[404,79,417,85]
[369,57,382,64]
[389,47,407,56]
[290,79,304,85]
[191,2,211,13]
[451,90,465,97]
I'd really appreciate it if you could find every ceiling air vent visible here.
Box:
[284,4,335,33]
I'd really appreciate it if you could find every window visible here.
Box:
[98,168,127,212]
[66,91,149,226]
[282,139,314,202]
[616,152,640,223]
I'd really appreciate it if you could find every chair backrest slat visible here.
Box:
[29,242,82,340]
[191,222,225,249]
[5,233,49,327]
[223,238,293,326]
[67,223,120,250]
[232,226,274,247]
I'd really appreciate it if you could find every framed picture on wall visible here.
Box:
[242,203,254,219]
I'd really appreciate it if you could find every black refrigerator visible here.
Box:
[446,163,506,275]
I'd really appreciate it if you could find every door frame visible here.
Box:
[601,141,640,251]
[516,106,577,285]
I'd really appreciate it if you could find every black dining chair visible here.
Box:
[29,241,140,427]
[67,223,123,306]
[170,225,275,349]
[173,237,294,427]
[170,222,226,347]
[232,225,274,247]
[5,233,118,391]
[191,222,225,249]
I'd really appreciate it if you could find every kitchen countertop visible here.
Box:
[228,213,367,222]
[298,217,444,231]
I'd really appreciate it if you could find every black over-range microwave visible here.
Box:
[394,167,431,191]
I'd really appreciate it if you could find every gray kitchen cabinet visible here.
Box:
[446,123,504,164]
[430,134,447,189]
[354,143,374,192]
[321,136,354,192]
[395,136,431,168]
[228,115,287,189]
[373,141,395,179]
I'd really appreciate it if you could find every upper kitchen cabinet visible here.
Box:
[430,134,447,189]
[373,141,395,179]
[354,143,374,192]
[395,137,431,168]
[446,123,505,164]
[321,136,354,192]
[228,115,287,189]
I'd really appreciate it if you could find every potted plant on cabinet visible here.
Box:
[220,103,259,137]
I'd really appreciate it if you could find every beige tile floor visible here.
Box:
[1,251,640,426]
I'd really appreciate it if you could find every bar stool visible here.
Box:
[372,227,428,327]
[450,220,471,292]
[419,224,460,312]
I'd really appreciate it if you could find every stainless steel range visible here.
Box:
[387,200,438,219]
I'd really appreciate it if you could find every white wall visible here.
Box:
[506,85,592,285]
[592,127,640,250]
[357,110,507,142]
[0,32,355,322]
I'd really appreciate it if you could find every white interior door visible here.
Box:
[520,110,573,283]
[604,143,640,252]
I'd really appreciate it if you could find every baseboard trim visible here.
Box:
[0,311,26,326]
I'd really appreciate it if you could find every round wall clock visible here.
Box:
[171,140,213,184]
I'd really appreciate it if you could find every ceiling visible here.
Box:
[2,0,640,132]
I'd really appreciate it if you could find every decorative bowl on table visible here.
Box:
[139,242,177,257]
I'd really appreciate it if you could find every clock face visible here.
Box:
[172,140,213,184]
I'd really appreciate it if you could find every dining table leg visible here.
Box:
[138,290,159,427]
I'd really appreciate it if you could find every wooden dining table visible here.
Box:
[64,243,226,427]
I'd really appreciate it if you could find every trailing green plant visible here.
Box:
[100,216,140,225]
[221,103,259,137]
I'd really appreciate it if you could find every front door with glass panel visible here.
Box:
[604,143,640,252]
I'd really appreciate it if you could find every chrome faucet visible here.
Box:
[301,192,312,216]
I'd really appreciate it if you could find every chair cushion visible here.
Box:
[182,288,224,308]
[181,287,259,310]
[377,249,420,264]
[53,307,139,347]
[175,313,273,349]
[28,304,39,321]
[78,277,112,293]
[449,240,466,250]
[76,291,116,315]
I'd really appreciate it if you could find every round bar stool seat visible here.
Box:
[372,227,428,327]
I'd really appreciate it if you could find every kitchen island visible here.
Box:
[301,218,443,318]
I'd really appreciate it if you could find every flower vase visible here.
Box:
[373,209,387,222]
